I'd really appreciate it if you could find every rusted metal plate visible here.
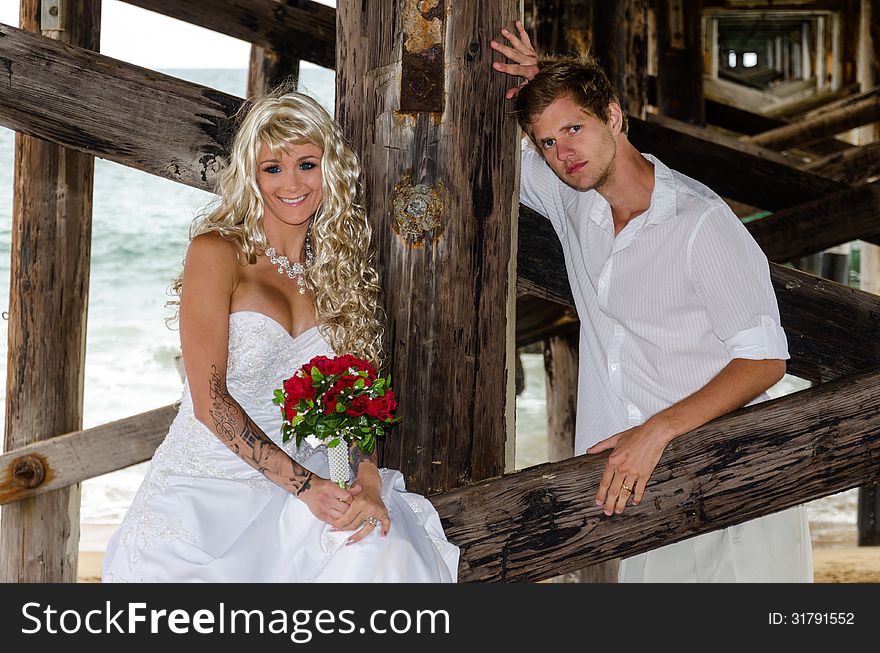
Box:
[391,174,445,242]
[401,0,445,112]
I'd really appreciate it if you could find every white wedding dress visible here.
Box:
[102,311,460,582]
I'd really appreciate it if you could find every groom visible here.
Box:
[491,22,812,582]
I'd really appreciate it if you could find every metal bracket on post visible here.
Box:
[41,0,67,36]
[401,0,445,113]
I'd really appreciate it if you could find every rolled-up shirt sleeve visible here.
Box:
[687,207,790,361]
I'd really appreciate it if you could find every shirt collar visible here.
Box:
[641,153,677,226]
[586,153,678,233]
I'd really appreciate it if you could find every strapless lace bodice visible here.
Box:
[225,311,333,453]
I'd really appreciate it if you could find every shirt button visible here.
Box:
[610,364,618,371]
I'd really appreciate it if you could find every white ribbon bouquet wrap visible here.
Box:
[326,439,351,488]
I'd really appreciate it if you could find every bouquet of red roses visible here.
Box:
[273,354,400,487]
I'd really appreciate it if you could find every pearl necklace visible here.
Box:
[266,237,314,294]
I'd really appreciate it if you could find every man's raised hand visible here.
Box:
[490,20,539,100]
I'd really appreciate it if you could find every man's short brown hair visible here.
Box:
[515,54,628,142]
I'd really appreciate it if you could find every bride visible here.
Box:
[102,91,459,582]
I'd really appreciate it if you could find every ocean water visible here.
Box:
[0,68,857,548]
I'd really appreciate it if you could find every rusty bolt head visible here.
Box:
[405,195,429,218]
[391,176,444,241]
[12,455,46,489]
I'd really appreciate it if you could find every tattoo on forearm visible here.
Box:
[350,444,378,476]
[208,366,237,443]
[296,472,313,496]
[208,366,314,495]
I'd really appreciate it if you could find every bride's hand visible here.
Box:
[298,476,356,524]
[333,482,391,543]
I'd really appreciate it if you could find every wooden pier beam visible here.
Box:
[118,0,336,69]
[746,85,880,151]
[630,114,846,210]
[433,364,880,582]
[335,1,520,493]
[804,140,880,185]
[0,22,242,192]
[0,406,176,507]
[247,44,300,98]
[0,0,100,583]
[744,181,880,263]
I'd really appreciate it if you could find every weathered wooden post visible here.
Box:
[592,0,649,119]
[0,0,99,582]
[335,1,520,493]
[653,0,704,125]
[247,45,300,97]
[544,333,578,467]
[856,0,880,547]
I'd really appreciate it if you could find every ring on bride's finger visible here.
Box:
[364,516,380,527]
[621,483,633,493]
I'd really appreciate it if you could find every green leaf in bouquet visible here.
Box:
[310,366,324,383]
[354,378,365,390]
[273,389,285,405]
[336,402,346,413]
[327,437,341,448]
[358,434,375,455]
[372,378,387,393]
[290,415,304,428]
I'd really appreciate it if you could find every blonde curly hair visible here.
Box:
[171,91,384,366]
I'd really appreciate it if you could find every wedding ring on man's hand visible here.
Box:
[621,484,633,494]
[364,516,380,527]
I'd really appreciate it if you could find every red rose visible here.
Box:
[307,355,336,376]
[346,395,371,417]
[283,372,315,401]
[322,385,339,414]
[284,404,298,421]
[336,374,359,391]
[323,375,360,414]
[315,354,377,380]
[366,391,397,421]
[328,355,355,375]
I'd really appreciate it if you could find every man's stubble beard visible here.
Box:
[554,136,617,193]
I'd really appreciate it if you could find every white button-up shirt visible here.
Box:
[520,143,789,455]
